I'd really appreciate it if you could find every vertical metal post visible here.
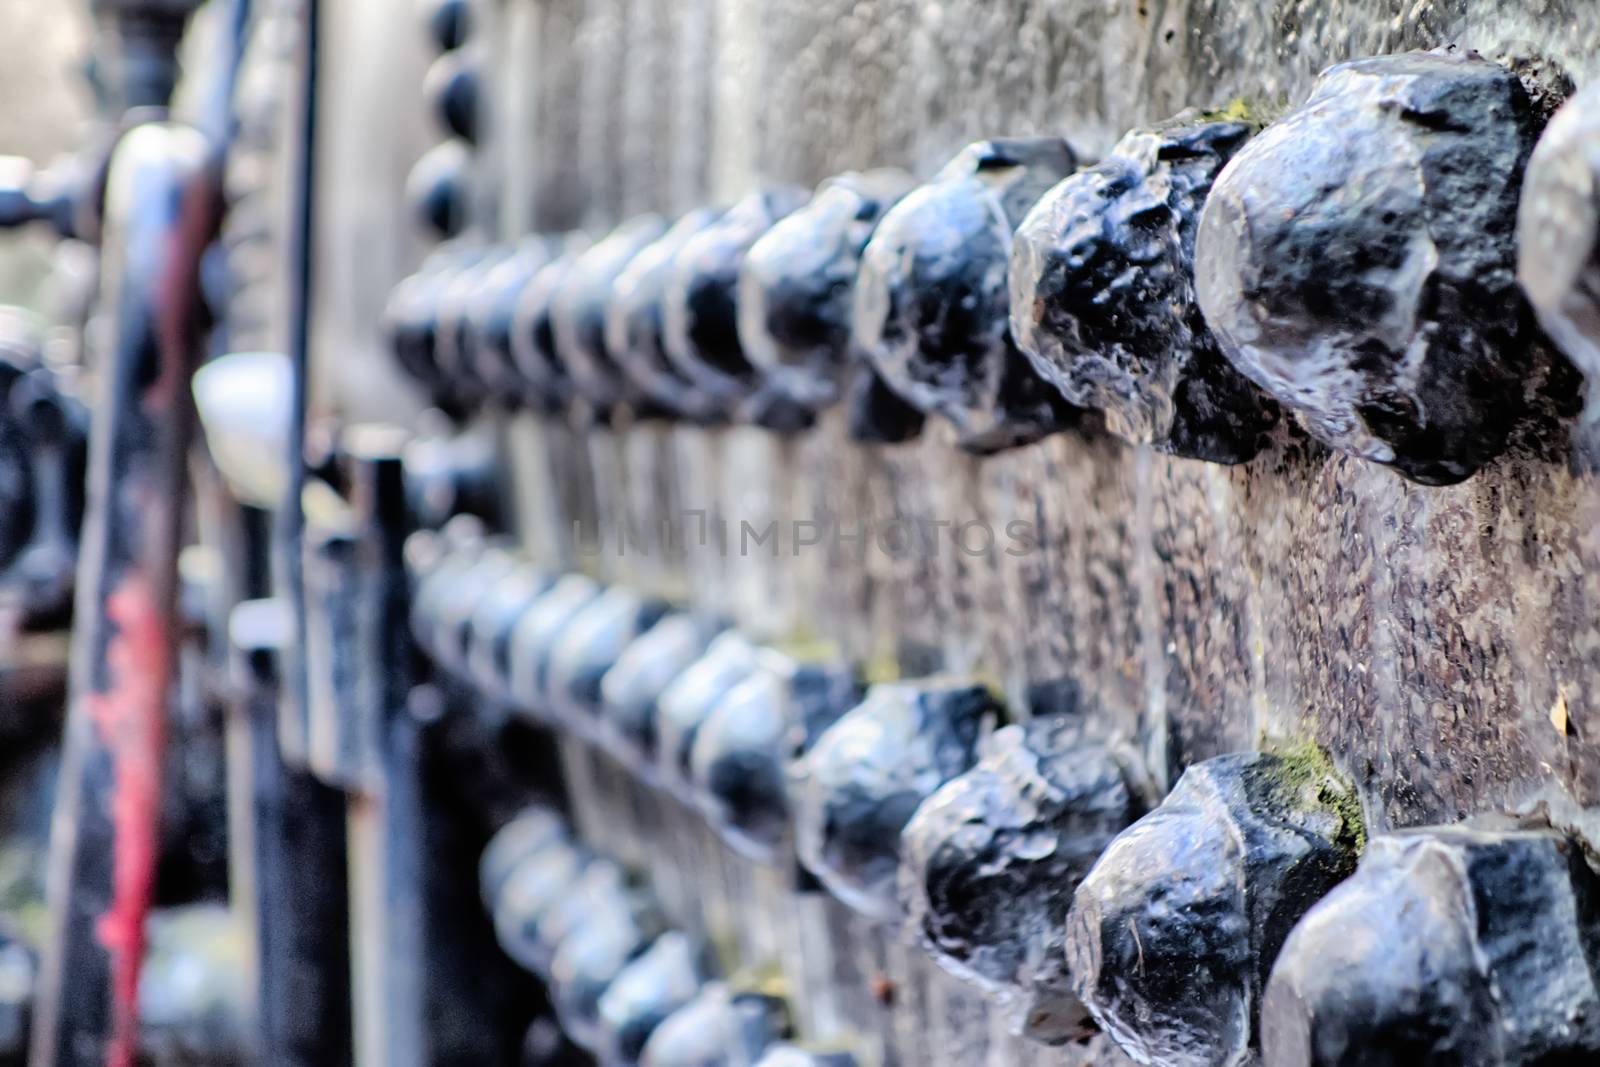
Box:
[225,594,353,1067]
[276,0,321,767]
[342,427,426,1067]
[30,121,218,1067]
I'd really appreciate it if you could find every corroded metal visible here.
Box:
[899,715,1146,1044]
[33,120,218,1067]
[1196,50,1540,485]
[792,680,1001,920]
[1065,750,1364,1067]
[854,139,1082,454]
[1262,825,1600,1067]
[1011,113,1276,463]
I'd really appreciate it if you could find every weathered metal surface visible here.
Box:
[1066,750,1364,1067]
[1195,50,1542,485]
[854,139,1082,455]
[344,1,1600,1065]
[1262,824,1600,1067]
[1010,114,1274,464]
[1519,80,1600,448]
[899,715,1147,1045]
[792,681,1001,920]
[32,120,217,1067]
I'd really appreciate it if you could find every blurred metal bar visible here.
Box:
[30,119,218,1067]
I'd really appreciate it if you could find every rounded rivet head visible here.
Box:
[689,652,861,862]
[640,982,791,1067]
[507,574,605,720]
[608,207,730,423]
[600,614,723,775]
[900,715,1146,1044]
[545,587,674,732]
[655,632,763,798]
[548,894,667,1053]
[793,679,1002,919]
[479,806,567,914]
[1196,51,1541,485]
[423,47,482,144]
[1263,825,1600,1067]
[1011,114,1275,463]
[1518,81,1600,398]
[1065,749,1363,1067]
[511,238,592,414]
[491,841,589,974]
[738,170,915,414]
[663,188,811,413]
[754,1047,858,1067]
[406,140,471,239]
[854,139,1082,454]
[596,932,708,1067]
[553,215,669,416]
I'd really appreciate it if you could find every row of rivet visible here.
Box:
[416,522,1600,1065]
[479,804,851,1067]
[396,50,1600,485]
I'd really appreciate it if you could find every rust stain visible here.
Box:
[85,574,170,1067]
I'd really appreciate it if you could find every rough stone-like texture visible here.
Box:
[792,681,1001,920]
[553,214,670,417]
[1261,824,1600,1067]
[898,716,1146,1045]
[1066,751,1364,1067]
[1519,80,1600,443]
[1195,50,1542,486]
[1011,114,1276,464]
[596,932,708,1067]
[854,139,1083,455]
[609,208,731,423]
[639,982,791,1067]
[664,188,811,417]
[689,653,862,862]
[739,170,915,413]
